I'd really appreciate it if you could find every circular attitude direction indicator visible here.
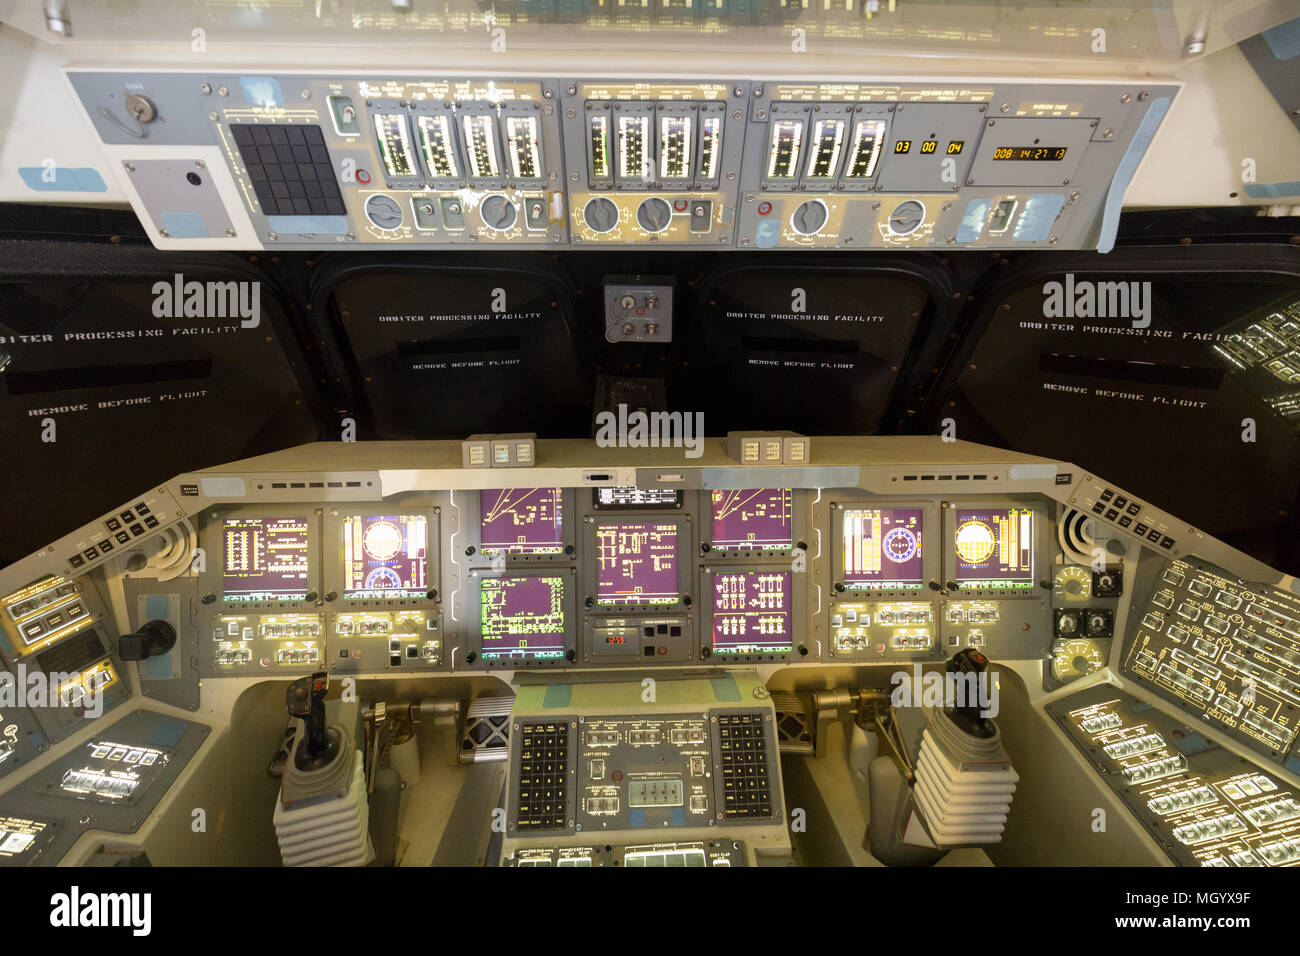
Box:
[882,526,918,564]
[363,521,404,562]
[955,520,996,565]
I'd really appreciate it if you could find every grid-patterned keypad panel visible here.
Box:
[514,720,570,831]
[230,124,346,217]
[717,712,773,819]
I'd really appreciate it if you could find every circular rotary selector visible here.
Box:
[583,196,619,234]
[1051,637,1106,683]
[1053,565,1092,602]
[364,194,404,231]
[887,200,926,236]
[882,526,918,564]
[480,194,518,231]
[636,197,673,234]
[791,199,829,236]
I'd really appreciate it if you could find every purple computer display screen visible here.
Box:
[342,514,427,596]
[711,570,793,653]
[595,521,679,605]
[841,508,924,589]
[480,488,564,554]
[954,508,1034,586]
[222,516,310,599]
[479,576,566,659]
[710,489,793,549]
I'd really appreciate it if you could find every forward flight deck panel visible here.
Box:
[66,72,1176,252]
[4,437,1300,788]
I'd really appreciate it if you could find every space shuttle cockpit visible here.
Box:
[0,0,1298,900]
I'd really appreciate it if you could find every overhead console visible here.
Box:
[66,72,1176,252]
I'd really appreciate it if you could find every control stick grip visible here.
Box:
[287,672,330,759]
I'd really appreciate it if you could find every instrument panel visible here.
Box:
[2,436,1300,870]
[158,485,1071,679]
[66,72,1177,251]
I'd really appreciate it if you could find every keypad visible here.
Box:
[231,124,345,217]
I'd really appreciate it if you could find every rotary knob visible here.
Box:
[480,194,517,231]
[364,194,404,231]
[124,94,157,123]
[887,200,925,236]
[791,199,829,236]
[583,196,619,233]
[636,197,672,234]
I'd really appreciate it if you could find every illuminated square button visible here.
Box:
[763,440,782,461]
[741,439,760,463]
[784,436,809,463]
[515,441,533,464]
[492,443,511,464]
